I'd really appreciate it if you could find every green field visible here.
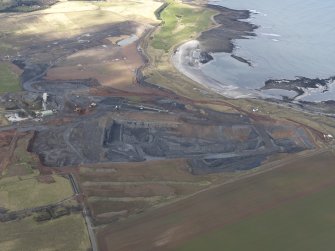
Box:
[0,131,89,250]
[0,214,90,251]
[0,63,20,93]
[176,185,335,251]
[4,134,38,177]
[0,133,74,211]
[0,174,73,211]
[142,0,217,99]
[151,0,214,52]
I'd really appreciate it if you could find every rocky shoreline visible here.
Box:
[199,4,257,54]
[172,40,259,99]
[172,2,335,106]
[262,76,335,100]
[171,4,260,99]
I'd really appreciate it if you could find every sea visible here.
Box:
[202,0,335,101]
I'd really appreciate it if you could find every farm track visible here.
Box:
[69,174,99,251]
[81,181,209,186]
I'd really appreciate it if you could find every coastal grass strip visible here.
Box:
[151,0,214,52]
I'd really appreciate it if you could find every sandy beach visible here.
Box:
[170,4,263,99]
[171,40,259,99]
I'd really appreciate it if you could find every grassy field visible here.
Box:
[4,133,38,177]
[143,0,218,99]
[0,63,20,93]
[0,174,73,211]
[0,133,73,211]
[151,0,214,52]
[0,132,89,250]
[0,214,90,251]
[97,150,335,251]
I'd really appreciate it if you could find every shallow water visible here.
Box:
[203,0,335,101]
[117,34,138,47]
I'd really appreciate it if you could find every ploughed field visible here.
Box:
[97,150,335,251]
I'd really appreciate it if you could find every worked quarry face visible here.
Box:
[103,121,262,160]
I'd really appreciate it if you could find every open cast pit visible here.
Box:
[29,97,315,174]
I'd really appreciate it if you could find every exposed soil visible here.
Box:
[46,36,144,90]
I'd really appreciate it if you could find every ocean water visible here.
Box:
[202,0,335,101]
